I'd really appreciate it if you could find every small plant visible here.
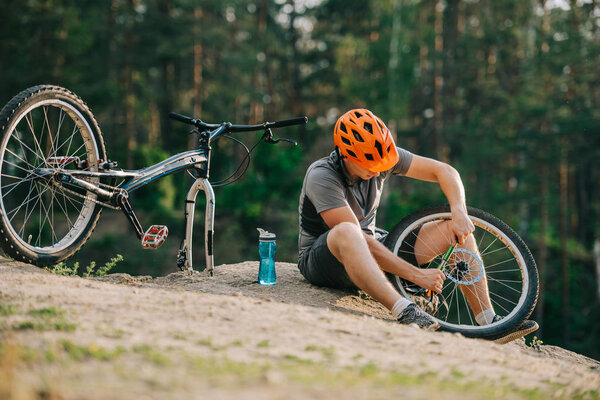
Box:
[45,254,123,278]
[528,336,544,351]
[83,254,123,278]
[45,261,79,276]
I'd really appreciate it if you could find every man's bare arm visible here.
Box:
[404,155,474,244]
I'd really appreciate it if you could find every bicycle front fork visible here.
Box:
[177,178,215,275]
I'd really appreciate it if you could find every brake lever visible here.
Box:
[263,128,297,146]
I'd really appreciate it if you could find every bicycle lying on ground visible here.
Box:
[0,85,538,341]
[0,85,306,275]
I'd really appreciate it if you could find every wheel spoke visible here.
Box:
[18,179,37,237]
[486,268,522,274]
[25,114,49,168]
[487,276,522,294]
[460,288,475,326]
[480,244,510,257]
[12,129,45,168]
[7,182,50,222]
[485,258,517,269]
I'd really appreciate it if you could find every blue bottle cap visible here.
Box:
[257,228,276,241]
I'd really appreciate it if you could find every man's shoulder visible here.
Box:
[306,156,342,183]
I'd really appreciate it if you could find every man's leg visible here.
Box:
[299,222,439,330]
[326,222,400,310]
[411,220,493,317]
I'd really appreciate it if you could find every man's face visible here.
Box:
[344,159,380,180]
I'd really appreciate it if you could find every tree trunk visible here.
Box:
[415,1,430,154]
[287,0,301,117]
[123,0,136,169]
[188,6,203,151]
[432,0,444,160]
[388,0,401,119]
[158,0,173,151]
[441,0,458,160]
[595,238,600,302]
[249,0,268,123]
[535,162,549,335]
[559,142,569,346]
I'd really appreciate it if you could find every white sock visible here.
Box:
[391,298,413,319]
[475,309,495,325]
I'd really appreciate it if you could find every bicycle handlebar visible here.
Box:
[168,112,307,133]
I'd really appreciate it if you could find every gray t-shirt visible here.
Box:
[298,148,413,256]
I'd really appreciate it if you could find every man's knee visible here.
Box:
[327,222,364,256]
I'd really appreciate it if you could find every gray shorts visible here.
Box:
[298,230,356,290]
[297,227,420,291]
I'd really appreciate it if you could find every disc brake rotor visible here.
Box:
[444,248,483,285]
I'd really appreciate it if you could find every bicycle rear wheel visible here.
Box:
[0,85,106,266]
[383,205,538,340]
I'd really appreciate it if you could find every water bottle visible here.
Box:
[257,228,276,285]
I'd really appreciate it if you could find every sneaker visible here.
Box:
[397,303,440,331]
[492,315,539,344]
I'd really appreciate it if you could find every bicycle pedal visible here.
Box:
[141,225,168,249]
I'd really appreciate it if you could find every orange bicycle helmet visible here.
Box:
[333,109,399,172]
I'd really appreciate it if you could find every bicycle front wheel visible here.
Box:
[383,205,539,340]
[0,85,106,266]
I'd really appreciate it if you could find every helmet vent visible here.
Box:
[341,136,351,146]
[374,140,383,158]
[377,121,385,132]
[354,111,362,118]
[364,153,374,161]
[351,129,364,142]
[387,144,391,153]
[346,149,358,158]
[340,123,348,133]
[363,122,373,134]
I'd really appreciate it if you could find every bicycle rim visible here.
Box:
[0,99,100,254]
[389,211,530,332]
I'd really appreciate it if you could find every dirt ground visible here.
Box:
[0,257,598,400]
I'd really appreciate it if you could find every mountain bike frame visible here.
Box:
[38,113,306,275]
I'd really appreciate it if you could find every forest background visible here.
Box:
[0,0,598,359]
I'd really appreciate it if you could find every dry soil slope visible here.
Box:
[0,256,598,400]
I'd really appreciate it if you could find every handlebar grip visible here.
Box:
[269,116,308,128]
[168,112,195,125]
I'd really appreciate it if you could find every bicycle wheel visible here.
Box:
[383,205,538,340]
[0,85,106,267]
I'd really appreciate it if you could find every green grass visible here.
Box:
[15,320,76,332]
[303,344,335,359]
[132,344,170,366]
[28,307,61,317]
[1,340,597,400]
[59,340,126,362]
[10,306,76,332]
[0,304,16,316]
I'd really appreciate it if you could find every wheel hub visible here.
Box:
[445,248,484,285]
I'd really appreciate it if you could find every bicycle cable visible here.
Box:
[187,134,265,187]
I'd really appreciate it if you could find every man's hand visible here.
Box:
[450,210,475,245]
[411,268,446,294]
